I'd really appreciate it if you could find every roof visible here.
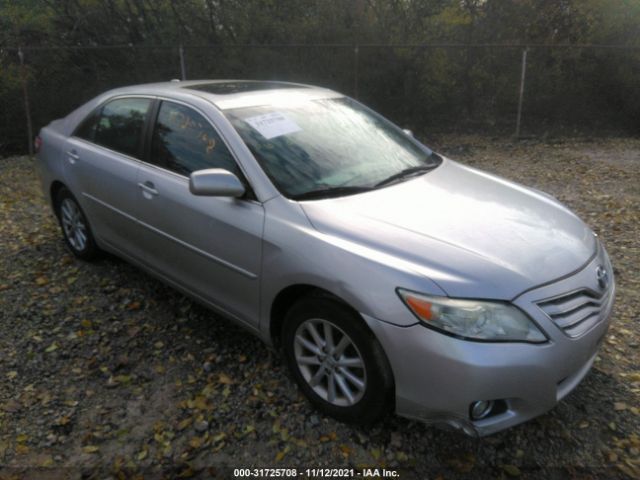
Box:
[111,79,342,110]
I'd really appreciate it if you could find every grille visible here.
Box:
[537,286,614,338]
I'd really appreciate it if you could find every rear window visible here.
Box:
[94,98,151,158]
[74,97,151,159]
[74,109,101,142]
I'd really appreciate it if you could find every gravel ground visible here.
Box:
[0,136,639,479]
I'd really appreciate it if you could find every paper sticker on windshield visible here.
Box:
[245,112,301,139]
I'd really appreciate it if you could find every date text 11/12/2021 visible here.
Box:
[233,467,400,478]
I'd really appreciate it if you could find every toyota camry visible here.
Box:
[35,80,615,435]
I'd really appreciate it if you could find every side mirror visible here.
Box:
[402,128,414,138]
[189,168,246,197]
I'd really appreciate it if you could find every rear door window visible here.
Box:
[74,109,101,142]
[92,97,151,158]
[150,101,241,177]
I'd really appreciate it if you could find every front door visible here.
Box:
[133,100,264,328]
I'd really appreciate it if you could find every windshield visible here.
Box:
[224,97,441,199]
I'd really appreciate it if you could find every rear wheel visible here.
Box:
[55,187,100,260]
[282,296,394,424]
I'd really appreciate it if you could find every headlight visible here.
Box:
[397,289,547,343]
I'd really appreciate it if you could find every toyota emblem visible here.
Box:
[596,265,609,290]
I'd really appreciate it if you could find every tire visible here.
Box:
[282,296,394,425]
[55,187,100,261]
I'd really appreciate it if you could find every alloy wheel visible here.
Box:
[293,318,367,407]
[60,198,88,252]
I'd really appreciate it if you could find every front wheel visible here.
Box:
[282,296,394,424]
[55,187,100,260]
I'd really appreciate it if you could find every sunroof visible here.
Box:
[185,81,304,95]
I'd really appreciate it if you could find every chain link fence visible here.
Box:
[2,44,639,156]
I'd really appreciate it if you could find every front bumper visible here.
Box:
[364,245,615,436]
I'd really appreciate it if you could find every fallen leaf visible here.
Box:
[16,444,29,455]
[137,447,148,461]
[189,436,203,449]
[3,399,21,413]
[114,375,131,384]
[502,464,521,477]
[201,383,216,397]
[186,395,210,411]
[242,425,255,436]
[177,418,192,431]
[83,445,100,454]
[614,402,627,411]
[56,415,71,426]
[447,452,476,473]
[177,467,195,478]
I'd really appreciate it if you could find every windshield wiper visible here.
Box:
[374,165,437,188]
[290,185,373,201]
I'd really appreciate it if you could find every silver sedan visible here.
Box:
[35,80,615,436]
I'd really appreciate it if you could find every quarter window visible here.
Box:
[93,98,151,158]
[150,101,240,177]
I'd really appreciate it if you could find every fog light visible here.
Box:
[470,400,494,420]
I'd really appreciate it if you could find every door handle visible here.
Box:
[66,150,80,164]
[138,181,159,196]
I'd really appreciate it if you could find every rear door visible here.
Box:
[133,99,265,327]
[64,96,152,252]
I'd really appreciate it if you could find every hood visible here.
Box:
[300,159,596,300]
